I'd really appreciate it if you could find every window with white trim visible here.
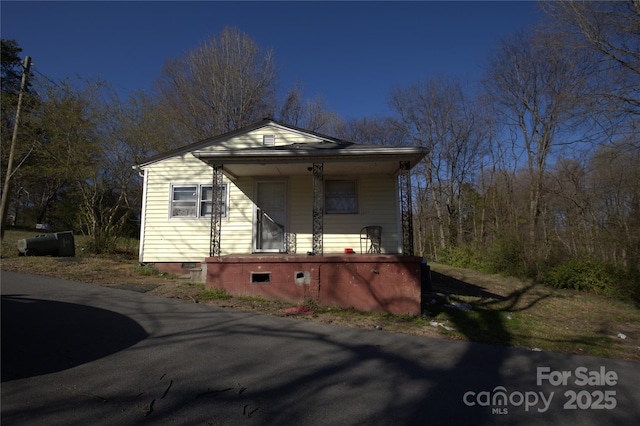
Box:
[170,184,228,219]
[325,179,358,214]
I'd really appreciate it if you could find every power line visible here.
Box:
[32,67,59,87]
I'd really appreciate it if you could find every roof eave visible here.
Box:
[192,147,428,168]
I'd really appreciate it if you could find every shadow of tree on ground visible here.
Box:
[425,270,552,347]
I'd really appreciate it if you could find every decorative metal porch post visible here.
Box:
[209,165,223,257]
[312,163,323,255]
[399,161,415,256]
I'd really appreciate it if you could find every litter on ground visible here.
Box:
[430,320,456,331]
[283,305,314,315]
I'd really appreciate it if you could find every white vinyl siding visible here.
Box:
[195,124,323,152]
[288,175,398,254]
[139,154,213,262]
[288,176,313,253]
[224,177,254,254]
[324,176,397,253]
[141,164,401,262]
[141,174,247,261]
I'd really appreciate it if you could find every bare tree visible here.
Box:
[156,27,278,144]
[122,90,179,157]
[390,76,482,254]
[338,116,409,147]
[543,139,639,269]
[587,143,640,266]
[278,83,345,136]
[483,29,595,258]
[542,1,639,92]
[541,0,640,145]
[279,82,305,127]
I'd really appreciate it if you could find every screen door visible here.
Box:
[254,181,286,252]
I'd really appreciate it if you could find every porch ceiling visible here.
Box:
[191,146,427,177]
[213,161,405,177]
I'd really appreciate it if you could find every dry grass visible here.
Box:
[428,263,640,361]
[2,230,638,361]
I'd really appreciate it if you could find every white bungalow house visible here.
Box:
[134,119,429,314]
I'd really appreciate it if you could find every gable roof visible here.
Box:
[136,118,348,168]
[135,118,427,170]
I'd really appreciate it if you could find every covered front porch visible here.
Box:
[193,143,424,258]
[192,136,428,315]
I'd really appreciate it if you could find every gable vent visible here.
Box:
[263,135,275,146]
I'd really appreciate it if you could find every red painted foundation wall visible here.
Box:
[205,255,422,315]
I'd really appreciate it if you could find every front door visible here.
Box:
[254,181,287,252]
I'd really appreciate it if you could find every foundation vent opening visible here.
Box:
[251,272,271,284]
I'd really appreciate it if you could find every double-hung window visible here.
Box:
[325,179,358,214]
[170,184,228,219]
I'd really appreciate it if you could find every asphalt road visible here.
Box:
[1,271,638,425]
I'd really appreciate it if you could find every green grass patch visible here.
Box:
[200,288,232,301]
[134,264,159,276]
[237,295,271,303]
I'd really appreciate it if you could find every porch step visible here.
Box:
[177,266,206,283]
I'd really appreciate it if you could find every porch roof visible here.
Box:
[192,142,427,177]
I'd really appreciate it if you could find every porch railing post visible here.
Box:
[210,164,223,257]
[312,163,323,255]
[399,161,414,256]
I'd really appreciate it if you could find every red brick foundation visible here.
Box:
[205,255,423,315]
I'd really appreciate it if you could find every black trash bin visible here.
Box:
[55,231,75,257]
[17,231,75,257]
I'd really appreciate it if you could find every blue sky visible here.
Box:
[1,1,542,120]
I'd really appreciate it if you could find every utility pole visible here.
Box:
[0,55,31,240]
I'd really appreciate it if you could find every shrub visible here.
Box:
[610,264,640,305]
[484,237,529,277]
[134,264,159,276]
[543,259,614,295]
[437,245,485,270]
